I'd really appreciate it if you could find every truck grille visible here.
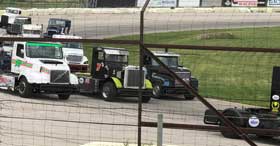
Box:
[175,72,191,86]
[8,24,21,34]
[66,55,83,64]
[124,69,145,89]
[50,70,70,83]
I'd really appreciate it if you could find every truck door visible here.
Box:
[11,43,25,74]
[91,48,106,79]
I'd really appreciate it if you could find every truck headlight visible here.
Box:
[79,78,84,84]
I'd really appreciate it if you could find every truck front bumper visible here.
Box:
[33,84,79,94]
[161,77,198,95]
[69,64,88,73]
[118,88,153,97]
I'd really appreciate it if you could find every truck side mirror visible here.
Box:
[144,56,151,65]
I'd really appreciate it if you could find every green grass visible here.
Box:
[83,27,280,107]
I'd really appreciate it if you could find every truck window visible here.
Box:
[98,52,104,60]
[16,44,24,58]
[152,56,178,67]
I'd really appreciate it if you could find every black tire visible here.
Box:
[102,81,117,101]
[142,96,151,103]
[18,77,32,98]
[220,108,244,139]
[152,84,162,98]
[58,94,70,100]
[184,94,195,100]
[222,0,232,7]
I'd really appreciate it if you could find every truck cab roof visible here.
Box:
[6,7,22,11]
[16,41,62,47]
[97,47,129,56]
[52,34,82,39]
[5,7,22,14]
[48,18,71,26]
[152,51,180,57]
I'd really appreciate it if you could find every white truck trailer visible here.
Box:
[0,41,79,100]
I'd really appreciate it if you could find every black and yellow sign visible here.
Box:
[271,101,280,112]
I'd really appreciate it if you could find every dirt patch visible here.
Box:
[197,32,236,40]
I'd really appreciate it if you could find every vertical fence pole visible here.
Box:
[157,114,163,146]
[138,1,150,146]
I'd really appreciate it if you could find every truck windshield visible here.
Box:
[14,19,30,25]
[62,42,82,49]
[105,54,127,63]
[152,56,178,67]
[6,9,19,14]
[49,19,65,26]
[26,43,63,59]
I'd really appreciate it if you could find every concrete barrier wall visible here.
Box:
[2,7,280,16]
[267,0,280,6]
[137,0,177,7]
[178,0,200,7]
[201,0,222,7]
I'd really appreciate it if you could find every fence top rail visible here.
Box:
[1,37,280,53]
[0,37,140,45]
[144,43,280,53]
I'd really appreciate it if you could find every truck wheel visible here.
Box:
[152,84,162,98]
[102,82,117,101]
[58,94,70,100]
[184,94,195,100]
[220,108,244,139]
[222,0,232,7]
[18,78,32,98]
[142,96,151,103]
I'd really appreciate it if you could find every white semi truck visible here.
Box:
[0,41,79,100]
[0,7,22,28]
[53,35,88,72]
[22,24,43,38]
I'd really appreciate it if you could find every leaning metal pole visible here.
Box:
[138,0,150,146]
[141,47,257,146]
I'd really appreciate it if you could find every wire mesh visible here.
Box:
[0,0,280,146]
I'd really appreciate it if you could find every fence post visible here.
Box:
[157,114,163,146]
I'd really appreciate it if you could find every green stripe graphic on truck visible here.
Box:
[27,42,62,48]
[12,59,33,68]
[111,77,123,88]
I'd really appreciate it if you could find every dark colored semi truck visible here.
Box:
[204,66,280,138]
[77,47,153,102]
[144,51,198,100]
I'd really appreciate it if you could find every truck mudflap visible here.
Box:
[34,84,79,94]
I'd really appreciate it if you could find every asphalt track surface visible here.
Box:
[0,12,280,146]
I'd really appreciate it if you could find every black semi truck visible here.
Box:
[144,51,198,100]
[204,66,280,138]
[77,47,153,102]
